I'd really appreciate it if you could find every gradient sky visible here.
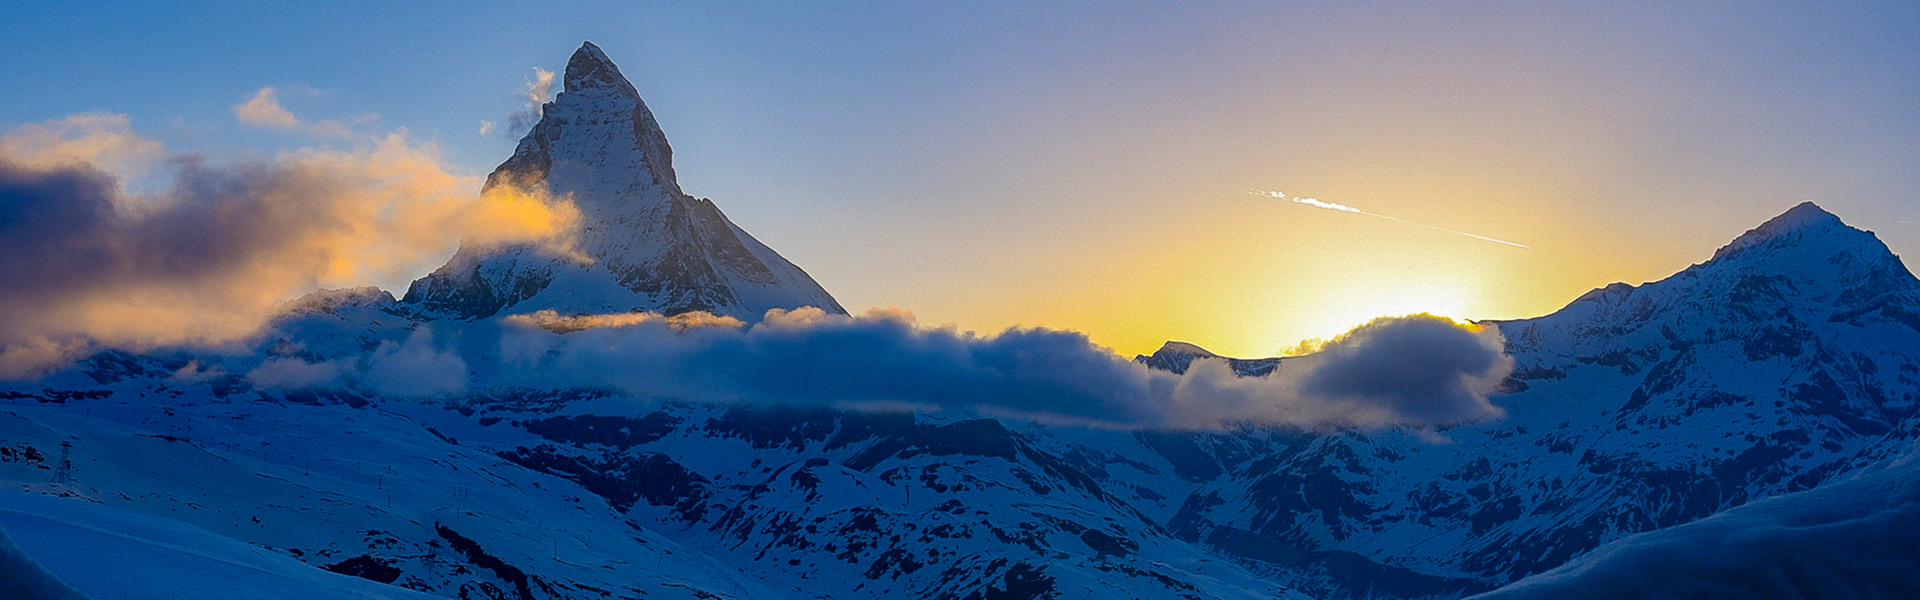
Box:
[5,1,1919,357]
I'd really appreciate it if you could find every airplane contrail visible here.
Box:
[1248,189,1530,249]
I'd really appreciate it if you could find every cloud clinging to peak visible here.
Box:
[496,67,557,138]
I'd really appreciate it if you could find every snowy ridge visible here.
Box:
[1135,341,1282,377]
[403,42,843,321]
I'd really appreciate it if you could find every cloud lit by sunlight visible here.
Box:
[0,113,583,376]
[1295,282,1475,346]
[234,86,375,138]
[504,309,746,333]
[235,87,302,129]
[0,113,163,179]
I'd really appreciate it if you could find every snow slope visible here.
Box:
[1470,443,1920,600]
[0,490,443,600]
[0,523,88,600]
[0,393,798,600]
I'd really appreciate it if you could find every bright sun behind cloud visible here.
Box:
[1292,281,1476,349]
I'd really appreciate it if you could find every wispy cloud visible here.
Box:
[1250,189,1531,249]
[234,87,303,129]
[234,86,377,138]
[494,67,556,138]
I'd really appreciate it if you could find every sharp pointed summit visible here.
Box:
[404,42,845,321]
[564,41,639,97]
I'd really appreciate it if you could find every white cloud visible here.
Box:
[234,88,378,138]
[247,356,351,390]
[234,87,302,130]
[0,112,163,179]
[497,67,557,138]
[362,328,468,397]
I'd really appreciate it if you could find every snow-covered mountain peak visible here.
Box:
[564,41,641,98]
[1135,340,1281,377]
[1690,202,1915,307]
[400,43,844,320]
[491,39,681,206]
[1709,201,1847,262]
[1499,203,1917,362]
[1155,341,1220,359]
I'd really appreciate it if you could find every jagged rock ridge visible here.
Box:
[403,41,845,321]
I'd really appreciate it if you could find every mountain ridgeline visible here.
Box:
[3,43,1919,600]
[402,42,844,321]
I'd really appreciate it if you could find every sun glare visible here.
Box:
[1293,284,1474,348]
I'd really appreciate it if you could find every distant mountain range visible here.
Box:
[2,42,1916,600]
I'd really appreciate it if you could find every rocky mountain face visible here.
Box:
[1136,341,1282,377]
[3,44,1918,600]
[403,42,844,321]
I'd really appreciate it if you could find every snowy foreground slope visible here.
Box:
[4,42,1920,600]
[0,489,442,600]
[1470,442,1920,600]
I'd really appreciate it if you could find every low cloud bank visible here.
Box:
[476,308,1511,430]
[0,114,581,376]
[246,309,1509,430]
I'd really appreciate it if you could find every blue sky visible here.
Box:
[5,1,1920,355]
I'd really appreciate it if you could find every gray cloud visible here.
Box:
[478,309,1510,431]
[362,328,468,398]
[498,68,556,139]
[0,116,581,377]
[1299,314,1513,424]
